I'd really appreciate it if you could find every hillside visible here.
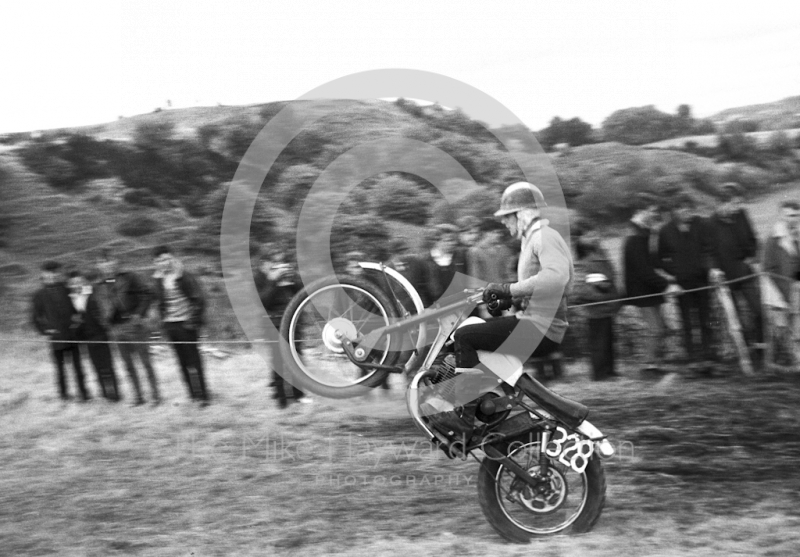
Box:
[642,128,800,150]
[709,95,800,131]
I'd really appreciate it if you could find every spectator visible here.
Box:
[96,250,160,406]
[470,218,517,283]
[344,250,367,278]
[32,261,90,402]
[254,245,309,408]
[762,200,800,364]
[404,223,465,307]
[763,200,800,304]
[623,193,670,372]
[707,182,765,367]
[67,269,120,401]
[467,218,517,318]
[152,245,209,404]
[456,215,482,253]
[571,225,621,380]
[658,192,718,366]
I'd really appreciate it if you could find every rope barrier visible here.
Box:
[5,270,796,345]
[567,271,764,310]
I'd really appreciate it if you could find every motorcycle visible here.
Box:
[278,264,615,543]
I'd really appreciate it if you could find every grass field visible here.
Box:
[3,336,800,556]
[3,123,800,555]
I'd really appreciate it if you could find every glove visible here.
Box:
[488,298,512,317]
[483,283,512,304]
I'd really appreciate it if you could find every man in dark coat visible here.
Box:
[404,223,466,307]
[152,245,209,404]
[623,194,669,371]
[96,250,160,405]
[254,245,307,408]
[658,193,718,363]
[572,226,622,380]
[707,182,764,365]
[32,261,90,401]
[67,269,120,401]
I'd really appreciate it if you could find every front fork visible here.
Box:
[538,426,554,476]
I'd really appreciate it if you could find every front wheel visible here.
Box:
[477,437,606,542]
[279,275,401,399]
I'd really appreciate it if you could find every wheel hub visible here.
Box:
[513,466,568,514]
[321,318,358,353]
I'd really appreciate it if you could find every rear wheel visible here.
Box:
[279,275,401,398]
[477,437,606,542]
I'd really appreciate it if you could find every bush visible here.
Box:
[372,174,437,225]
[116,214,161,237]
[602,106,680,145]
[538,117,594,150]
[717,132,761,165]
[123,188,162,208]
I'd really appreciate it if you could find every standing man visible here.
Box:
[152,245,209,404]
[404,223,465,307]
[571,225,621,380]
[67,269,120,401]
[255,245,309,407]
[658,192,717,365]
[708,182,764,367]
[623,193,670,372]
[469,219,516,283]
[96,249,160,405]
[763,200,800,304]
[762,200,800,363]
[32,261,90,402]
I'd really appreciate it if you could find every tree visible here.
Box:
[538,117,593,150]
[601,106,677,145]
[371,174,438,225]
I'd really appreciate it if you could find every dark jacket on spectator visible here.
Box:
[76,294,111,341]
[571,247,622,319]
[152,267,206,328]
[623,221,669,307]
[402,251,466,307]
[708,209,758,281]
[32,283,78,349]
[657,217,714,288]
[102,271,153,324]
[763,220,800,303]
[254,269,300,328]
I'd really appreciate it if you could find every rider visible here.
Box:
[453,181,574,374]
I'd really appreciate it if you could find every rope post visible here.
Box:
[792,282,800,368]
[760,274,775,368]
[712,274,754,376]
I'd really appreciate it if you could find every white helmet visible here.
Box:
[494,182,547,217]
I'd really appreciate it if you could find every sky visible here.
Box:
[1,0,798,133]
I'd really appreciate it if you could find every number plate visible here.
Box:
[544,426,595,474]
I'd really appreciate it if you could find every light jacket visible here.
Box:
[509,219,573,344]
[763,220,800,304]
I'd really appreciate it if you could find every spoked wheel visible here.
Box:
[477,438,606,542]
[279,275,402,398]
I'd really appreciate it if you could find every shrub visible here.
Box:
[116,214,161,237]
[123,188,162,208]
[372,174,437,225]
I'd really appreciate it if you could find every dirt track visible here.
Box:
[3,341,800,556]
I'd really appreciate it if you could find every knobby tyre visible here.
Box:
[477,436,606,543]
